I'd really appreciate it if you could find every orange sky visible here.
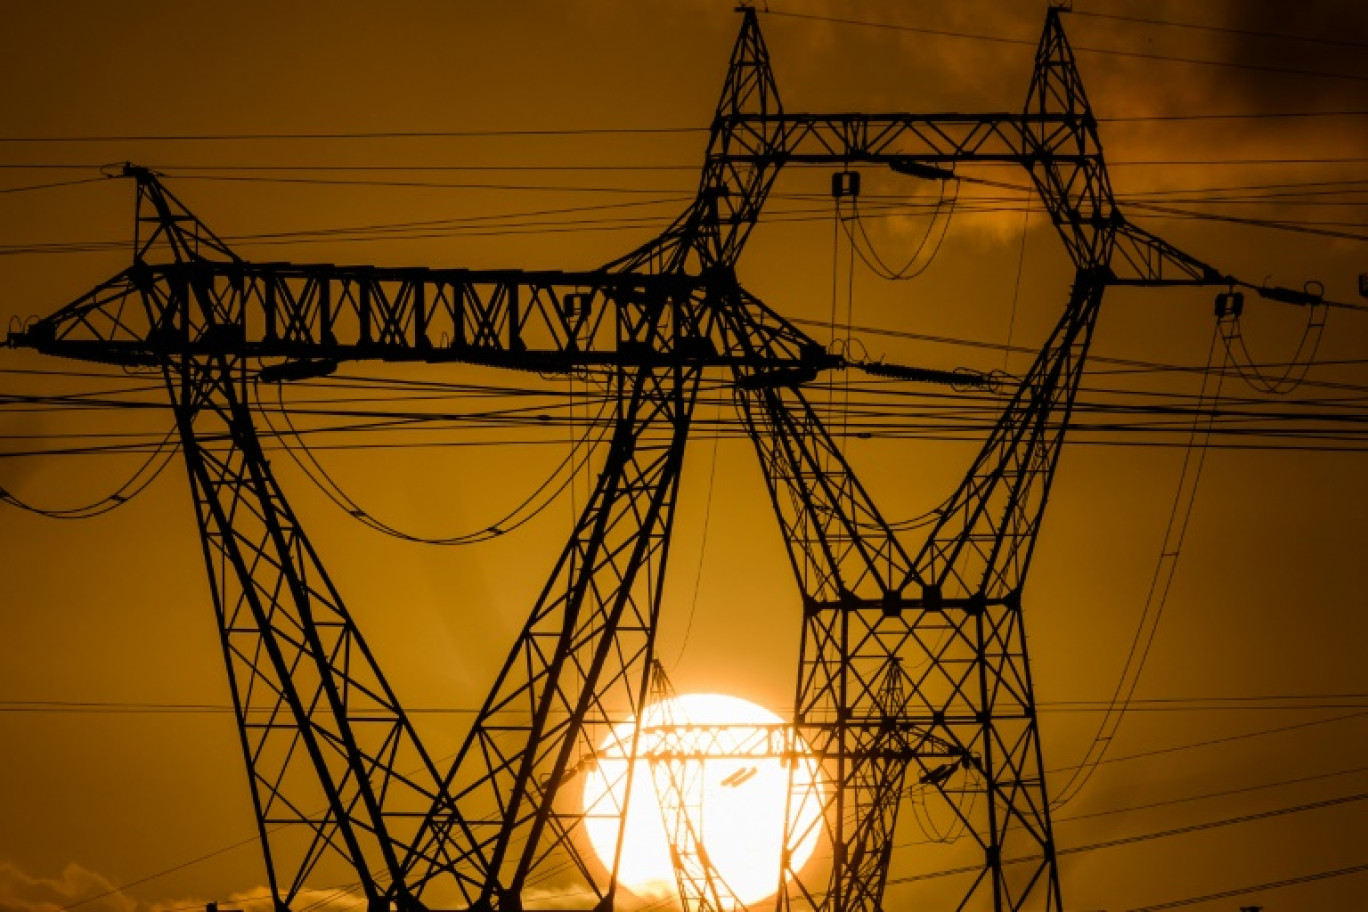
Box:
[1,1,1366,910]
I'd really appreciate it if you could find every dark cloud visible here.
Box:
[1214,0,1368,113]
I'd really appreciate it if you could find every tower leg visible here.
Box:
[738,271,1100,912]
[407,364,702,910]
[166,354,445,912]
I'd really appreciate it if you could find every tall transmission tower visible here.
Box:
[5,7,1329,912]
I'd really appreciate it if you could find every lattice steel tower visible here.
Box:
[7,7,1324,912]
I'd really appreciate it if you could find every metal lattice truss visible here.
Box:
[7,8,1321,912]
[644,663,748,912]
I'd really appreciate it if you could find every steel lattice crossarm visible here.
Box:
[11,260,829,372]
[717,110,1235,285]
[635,721,963,765]
[724,134,1230,288]
[8,170,828,379]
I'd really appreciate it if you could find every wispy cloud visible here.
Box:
[0,863,136,912]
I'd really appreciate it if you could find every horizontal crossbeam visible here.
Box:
[10,262,829,374]
[729,112,1058,162]
[631,722,964,762]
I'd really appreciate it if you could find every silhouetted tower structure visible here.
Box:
[646,661,746,912]
[7,7,1324,912]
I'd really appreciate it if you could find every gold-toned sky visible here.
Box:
[2,1,1367,909]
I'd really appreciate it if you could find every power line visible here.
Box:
[20,386,1368,455]
[0,176,108,194]
[1054,327,1228,809]
[5,694,1367,715]
[0,153,1355,177]
[0,126,708,144]
[759,8,1368,83]
[0,112,1361,153]
[50,835,263,912]
[1070,8,1368,52]
[1126,862,1368,911]
[177,174,687,194]
[1047,711,1368,775]
[1054,762,1368,826]
[888,789,1368,885]
[1103,110,1368,122]
[2,184,1364,259]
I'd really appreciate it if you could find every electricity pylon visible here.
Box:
[6,6,1326,912]
[645,661,747,912]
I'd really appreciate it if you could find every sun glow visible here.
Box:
[582,693,823,907]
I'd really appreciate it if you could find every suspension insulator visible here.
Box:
[888,159,956,182]
[856,359,992,390]
[831,170,861,199]
[561,292,591,320]
[1256,284,1321,306]
[259,358,339,383]
[1215,291,1244,318]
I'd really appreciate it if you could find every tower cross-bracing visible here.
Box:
[5,8,1329,912]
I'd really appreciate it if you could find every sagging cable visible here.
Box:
[254,376,612,545]
[0,426,179,519]
[833,165,960,281]
[844,356,1005,534]
[1051,319,1230,810]
[1218,282,1327,395]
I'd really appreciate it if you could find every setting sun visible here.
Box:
[582,694,823,907]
